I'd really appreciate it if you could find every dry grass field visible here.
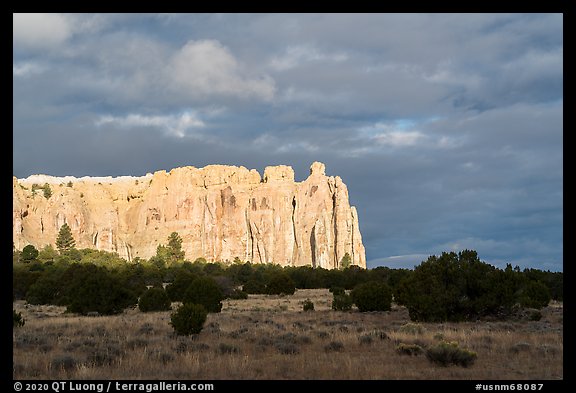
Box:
[13,289,563,380]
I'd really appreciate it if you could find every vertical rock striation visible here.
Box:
[13,162,366,269]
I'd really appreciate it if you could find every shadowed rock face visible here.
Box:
[13,162,366,269]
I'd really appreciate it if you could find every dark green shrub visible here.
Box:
[228,289,248,300]
[13,310,25,328]
[66,267,137,315]
[243,279,266,294]
[139,287,171,312]
[400,251,531,322]
[266,273,296,295]
[332,293,353,311]
[528,310,542,321]
[329,286,345,296]
[351,281,392,312]
[26,276,60,305]
[43,183,52,199]
[21,245,39,262]
[13,267,41,300]
[302,299,314,312]
[425,341,477,367]
[165,270,197,301]
[518,281,551,309]
[183,276,224,313]
[170,303,207,335]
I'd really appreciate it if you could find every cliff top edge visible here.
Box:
[15,162,328,185]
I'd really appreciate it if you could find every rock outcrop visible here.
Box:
[13,162,366,269]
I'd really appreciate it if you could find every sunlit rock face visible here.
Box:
[13,162,366,269]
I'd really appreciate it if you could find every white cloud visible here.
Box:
[13,62,46,77]
[374,130,424,147]
[168,39,276,101]
[270,44,348,71]
[360,122,425,147]
[13,13,72,48]
[96,111,205,138]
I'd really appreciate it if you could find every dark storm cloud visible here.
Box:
[13,13,563,271]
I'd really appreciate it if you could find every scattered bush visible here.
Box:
[518,281,551,309]
[183,276,224,313]
[43,183,52,199]
[324,341,345,352]
[13,310,25,328]
[528,310,542,321]
[266,273,296,295]
[302,299,315,312]
[138,287,171,312]
[340,253,352,269]
[332,293,353,311]
[329,286,345,296]
[396,343,424,356]
[21,245,39,262]
[170,303,207,336]
[399,322,426,335]
[398,250,557,322]
[165,271,197,302]
[65,267,137,315]
[243,279,266,294]
[227,289,249,300]
[51,355,78,371]
[425,341,477,367]
[276,342,300,355]
[433,333,445,341]
[351,281,392,312]
[13,267,41,300]
[369,330,388,340]
[218,343,240,354]
[88,347,120,366]
[26,276,60,305]
[509,342,532,354]
[358,334,373,345]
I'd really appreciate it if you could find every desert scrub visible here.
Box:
[218,343,240,354]
[396,343,424,356]
[332,293,353,311]
[399,322,426,335]
[13,310,25,328]
[138,287,171,312]
[275,342,300,355]
[51,355,79,372]
[425,341,477,367]
[351,281,392,312]
[358,334,373,345]
[329,286,346,296]
[170,303,207,336]
[509,342,532,354]
[302,299,315,312]
[528,310,542,321]
[324,341,345,352]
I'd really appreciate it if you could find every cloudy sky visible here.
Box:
[13,13,563,271]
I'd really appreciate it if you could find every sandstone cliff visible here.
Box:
[13,162,366,269]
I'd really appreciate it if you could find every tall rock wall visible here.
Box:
[13,162,366,269]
